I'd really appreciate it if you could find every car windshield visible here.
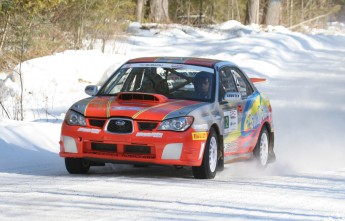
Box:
[98,63,215,102]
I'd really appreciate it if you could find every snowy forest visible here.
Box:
[1,0,344,73]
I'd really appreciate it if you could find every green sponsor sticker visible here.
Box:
[225,116,229,129]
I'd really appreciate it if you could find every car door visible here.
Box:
[218,66,243,155]
[230,68,258,153]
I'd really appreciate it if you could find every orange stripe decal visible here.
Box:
[84,97,96,117]
[132,100,184,119]
[106,97,115,118]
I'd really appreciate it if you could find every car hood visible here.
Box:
[70,93,208,121]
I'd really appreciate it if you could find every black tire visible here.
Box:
[253,127,270,168]
[192,128,218,179]
[65,158,90,174]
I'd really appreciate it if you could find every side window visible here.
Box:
[219,67,237,101]
[231,69,253,97]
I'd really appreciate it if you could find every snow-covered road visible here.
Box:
[1,160,345,220]
[1,22,345,220]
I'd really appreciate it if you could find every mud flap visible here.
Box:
[268,131,276,164]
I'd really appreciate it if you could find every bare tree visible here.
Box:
[136,0,145,23]
[0,14,10,53]
[288,5,341,30]
[245,0,260,24]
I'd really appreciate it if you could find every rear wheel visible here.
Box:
[192,128,218,179]
[254,127,269,167]
[65,158,90,174]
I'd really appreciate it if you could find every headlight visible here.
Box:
[158,117,193,132]
[65,110,86,126]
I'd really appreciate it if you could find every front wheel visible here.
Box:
[65,158,90,174]
[254,127,270,167]
[192,128,218,179]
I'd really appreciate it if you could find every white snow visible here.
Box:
[1,21,345,220]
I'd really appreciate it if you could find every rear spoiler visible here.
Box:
[250,78,266,83]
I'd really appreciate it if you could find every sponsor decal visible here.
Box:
[111,106,142,111]
[121,63,213,73]
[171,64,185,69]
[193,124,209,130]
[122,63,165,68]
[140,63,164,67]
[77,128,101,134]
[192,132,208,140]
[225,115,229,129]
[225,93,240,99]
[224,141,239,153]
[224,109,238,133]
[136,132,163,138]
[243,97,270,132]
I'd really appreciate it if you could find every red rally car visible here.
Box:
[59,57,275,179]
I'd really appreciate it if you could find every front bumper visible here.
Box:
[59,122,208,167]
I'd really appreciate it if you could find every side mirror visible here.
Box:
[85,85,99,96]
[223,92,241,102]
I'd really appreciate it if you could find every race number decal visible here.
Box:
[224,110,238,133]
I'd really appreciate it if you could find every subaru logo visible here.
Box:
[115,120,126,126]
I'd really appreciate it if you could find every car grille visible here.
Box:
[138,122,158,131]
[91,143,117,152]
[124,145,151,154]
[106,118,133,134]
[84,142,155,159]
[89,119,106,128]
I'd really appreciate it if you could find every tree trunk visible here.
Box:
[262,0,281,25]
[75,0,87,49]
[19,36,25,121]
[199,0,203,26]
[235,0,241,21]
[0,101,11,119]
[0,14,10,53]
[289,0,293,26]
[245,0,260,25]
[150,0,169,23]
[136,0,144,23]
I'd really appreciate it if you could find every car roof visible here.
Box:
[126,57,230,68]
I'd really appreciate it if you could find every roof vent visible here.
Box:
[117,92,168,103]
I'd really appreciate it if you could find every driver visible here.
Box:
[193,71,212,99]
